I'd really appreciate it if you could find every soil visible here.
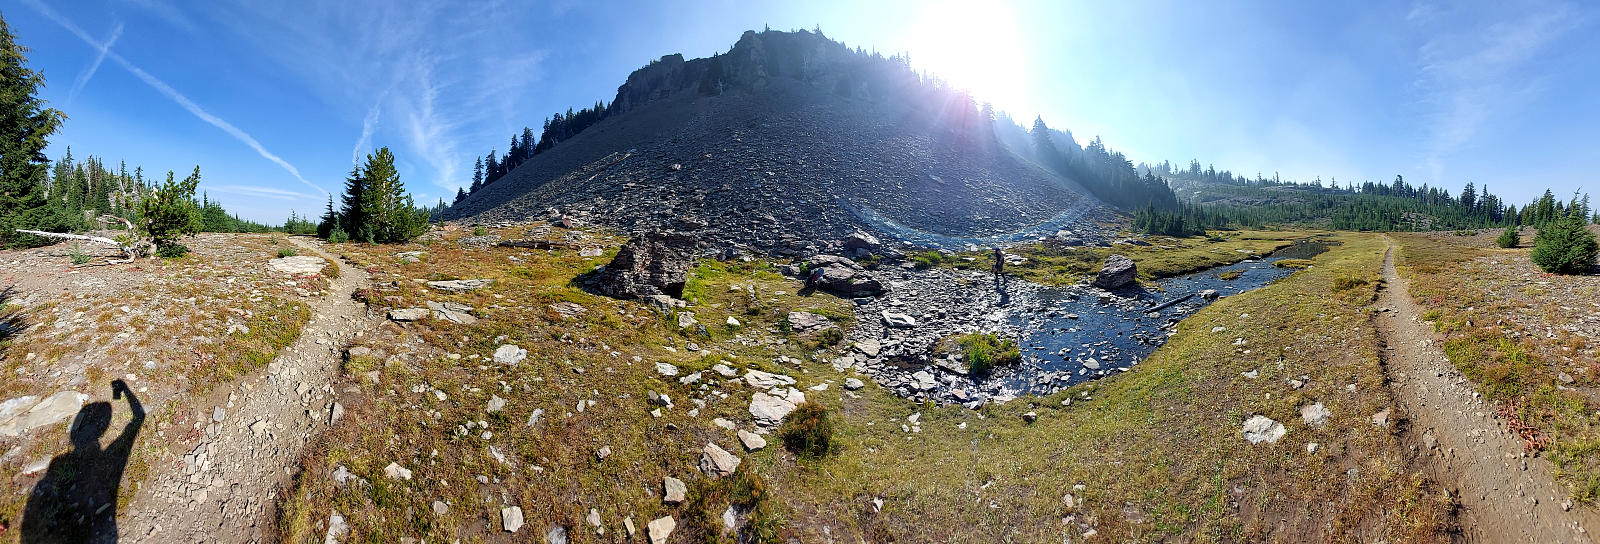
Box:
[1376,240,1600,543]
[116,237,372,543]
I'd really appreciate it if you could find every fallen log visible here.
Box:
[498,239,582,250]
[15,229,144,263]
[1147,293,1196,313]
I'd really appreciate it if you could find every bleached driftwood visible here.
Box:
[15,228,145,264]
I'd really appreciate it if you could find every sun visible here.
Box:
[899,0,1031,116]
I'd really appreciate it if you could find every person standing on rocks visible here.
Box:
[21,379,144,544]
[992,248,1005,279]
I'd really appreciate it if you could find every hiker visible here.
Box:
[992,247,1004,278]
[806,267,824,289]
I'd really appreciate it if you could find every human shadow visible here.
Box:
[992,272,1012,307]
[0,286,27,352]
[21,380,144,544]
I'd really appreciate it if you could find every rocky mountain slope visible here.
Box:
[443,30,1117,255]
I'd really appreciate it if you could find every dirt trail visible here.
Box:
[118,237,371,543]
[1376,242,1598,543]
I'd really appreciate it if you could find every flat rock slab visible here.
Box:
[1242,415,1286,444]
[427,278,492,293]
[699,442,741,478]
[267,255,327,275]
[0,391,90,437]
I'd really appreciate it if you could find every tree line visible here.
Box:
[456,101,611,204]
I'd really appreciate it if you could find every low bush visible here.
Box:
[473,226,487,236]
[1531,208,1597,275]
[911,250,947,270]
[277,247,299,258]
[779,402,834,459]
[327,227,349,244]
[156,244,189,259]
[69,244,90,265]
[959,332,1021,376]
[1273,258,1313,269]
[1496,225,1519,249]
[1332,275,1369,291]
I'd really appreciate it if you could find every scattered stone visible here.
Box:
[881,310,918,328]
[388,308,428,322]
[1022,411,1038,423]
[1199,289,1220,300]
[586,508,603,532]
[502,506,525,533]
[1307,442,1320,454]
[549,302,587,319]
[212,406,226,423]
[676,312,699,329]
[743,369,796,388]
[384,462,413,481]
[427,278,493,293]
[786,311,834,332]
[726,316,741,327]
[1300,403,1331,427]
[663,476,687,504]
[1371,409,1391,428]
[1242,415,1286,444]
[329,402,345,425]
[325,510,349,543]
[749,391,798,427]
[647,516,676,544]
[1091,255,1137,289]
[656,362,680,376]
[494,344,527,365]
[487,395,507,413]
[431,500,448,516]
[597,446,612,460]
[844,378,865,391]
[853,340,882,357]
[700,442,741,478]
[426,301,478,324]
[737,429,768,451]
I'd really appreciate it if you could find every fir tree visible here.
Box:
[0,13,68,247]
[1531,196,1598,275]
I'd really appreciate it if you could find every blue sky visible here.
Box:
[5,0,1596,223]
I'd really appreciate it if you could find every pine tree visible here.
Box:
[356,147,428,243]
[338,166,368,242]
[1496,224,1519,248]
[0,13,68,247]
[138,167,202,254]
[454,187,467,204]
[470,157,484,192]
[1531,195,1598,275]
[316,194,339,238]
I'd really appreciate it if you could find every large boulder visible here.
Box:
[1091,255,1137,290]
[594,233,700,299]
[803,255,888,297]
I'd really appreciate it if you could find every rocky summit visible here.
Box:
[442,30,1116,255]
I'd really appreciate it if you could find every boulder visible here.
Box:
[494,344,527,365]
[647,516,676,544]
[1199,289,1220,300]
[267,255,327,275]
[737,429,768,451]
[501,506,524,533]
[663,476,687,504]
[881,311,918,328]
[1091,255,1137,289]
[841,230,881,251]
[388,308,428,322]
[426,301,477,324]
[0,391,90,437]
[749,392,798,427]
[743,369,796,388]
[844,378,865,390]
[802,255,888,297]
[594,233,700,299]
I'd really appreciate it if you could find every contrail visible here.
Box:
[68,21,122,103]
[24,0,328,197]
[352,99,380,166]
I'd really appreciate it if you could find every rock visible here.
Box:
[324,510,349,544]
[712,364,738,377]
[749,392,798,427]
[549,301,587,319]
[700,442,741,478]
[388,308,428,322]
[578,247,604,257]
[676,312,699,329]
[841,230,881,251]
[426,278,492,293]
[802,255,888,297]
[1560,372,1575,384]
[345,346,372,359]
[1307,442,1320,453]
[329,402,345,425]
[726,316,741,327]
[431,500,448,516]
[487,395,507,413]
[1371,409,1391,428]
[502,506,525,533]
[384,462,413,480]
[910,371,936,391]
[268,255,327,275]
[1300,403,1331,427]
[1241,415,1286,444]
[594,233,700,299]
[1091,255,1137,289]
[743,369,796,388]
[1199,289,1219,300]
[494,344,527,365]
[597,446,612,460]
[527,408,545,427]
[881,310,918,328]
[663,476,687,504]
[212,406,226,423]
[786,311,834,332]
[647,516,676,544]
[655,362,680,376]
[586,508,603,531]
[0,391,90,437]
[1022,411,1038,423]
[737,429,768,451]
[844,378,865,390]
[853,340,881,357]
[426,301,478,324]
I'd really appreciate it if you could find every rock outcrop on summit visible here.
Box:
[443,29,1115,255]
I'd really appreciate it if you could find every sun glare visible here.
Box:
[900,0,1031,117]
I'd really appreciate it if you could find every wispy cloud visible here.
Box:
[1410,0,1582,181]
[118,0,197,33]
[24,0,328,198]
[211,184,319,201]
[352,99,382,166]
[68,21,123,103]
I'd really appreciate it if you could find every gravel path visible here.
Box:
[118,237,371,543]
[1377,241,1599,543]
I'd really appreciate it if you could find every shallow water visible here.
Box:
[1000,239,1333,394]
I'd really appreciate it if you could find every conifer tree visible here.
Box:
[0,13,67,247]
[1531,195,1598,275]
[137,167,202,255]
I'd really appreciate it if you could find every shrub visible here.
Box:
[1496,225,1520,248]
[137,168,202,252]
[327,227,349,244]
[473,226,488,236]
[1332,275,1369,291]
[1217,269,1243,281]
[960,332,1021,376]
[69,244,90,265]
[1273,258,1313,269]
[277,247,298,258]
[156,244,189,259]
[779,402,834,459]
[813,327,843,348]
[1531,206,1597,275]
[911,250,947,270]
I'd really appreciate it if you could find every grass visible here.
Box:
[969,230,1313,286]
[278,247,299,258]
[953,332,1020,376]
[779,402,835,460]
[277,228,1453,542]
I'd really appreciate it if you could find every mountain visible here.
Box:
[442,29,1117,254]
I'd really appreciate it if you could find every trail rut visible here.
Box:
[118,237,371,543]
[1376,241,1597,543]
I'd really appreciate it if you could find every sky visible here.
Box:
[4,0,1597,223]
